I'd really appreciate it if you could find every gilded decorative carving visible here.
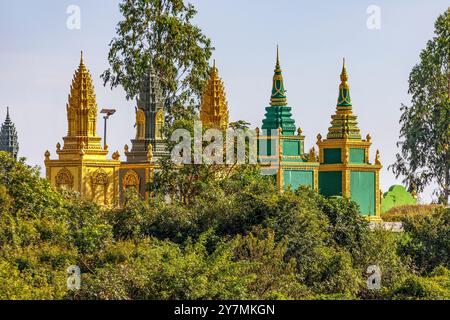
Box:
[136,108,146,140]
[91,168,109,205]
[55,167,74,189]
[344,148,349,164]
[155,109,164,140]
[147,143,153,162]
[123,170,140,192]
[91,168,108,186]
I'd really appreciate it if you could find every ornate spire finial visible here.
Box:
[336,57,352,107]
[317,133,322,143]
[375,149,381,165]
[276,45,280,70]
[340,57,348,86]
[211,59,218,76]
[5,107,10,123]
[112,151,120,160]
[326,58,361,140]
[80,51,84,66]
[270,46,287,106]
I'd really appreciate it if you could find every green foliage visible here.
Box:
[389,266,450,300]
[102,0,214,120]
[0,152,449,300]
[0,152,64,218]
[400,207,450,274]
[72,237,254,300]
[391,8,450,204]
[381,185,417,213]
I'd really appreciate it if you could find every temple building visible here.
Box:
[200,61,229,129]
[42,50,383,219]
[258,47,319,191]
[316,59,382,220]
[119,58,164,201]
[44,52,121,206]
[257,52,382,220]
[0,107,19,160]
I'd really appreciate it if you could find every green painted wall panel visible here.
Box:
[349,148,365,164]
[323,148,341,164]
[284,170,313,190]
[319,171,342,197]
[283,140,301,156]
[350,171,375,216]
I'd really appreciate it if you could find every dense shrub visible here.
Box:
[0,152,449,299]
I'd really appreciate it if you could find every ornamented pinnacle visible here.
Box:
[337,58,351,107]
[200,61,229,130]
[261,46,296,135]
[66,51,98,137]
[57,52,106,159]
[326,59,361,140]
[270,45,288,106]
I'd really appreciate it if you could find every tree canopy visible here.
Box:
[102,0,214,121]
[391,9,450,204]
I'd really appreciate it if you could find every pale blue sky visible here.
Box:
[0,1,448,202]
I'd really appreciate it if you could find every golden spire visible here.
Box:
[200,61,229,130]
[340,57,349,89]
[66,51,98,137]
[58,52,105,160]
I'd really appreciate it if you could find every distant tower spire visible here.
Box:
[0,107,19,160]
[136,55,164,143]
[127,53,167,162]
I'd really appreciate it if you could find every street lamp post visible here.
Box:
[100,109,116,149]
